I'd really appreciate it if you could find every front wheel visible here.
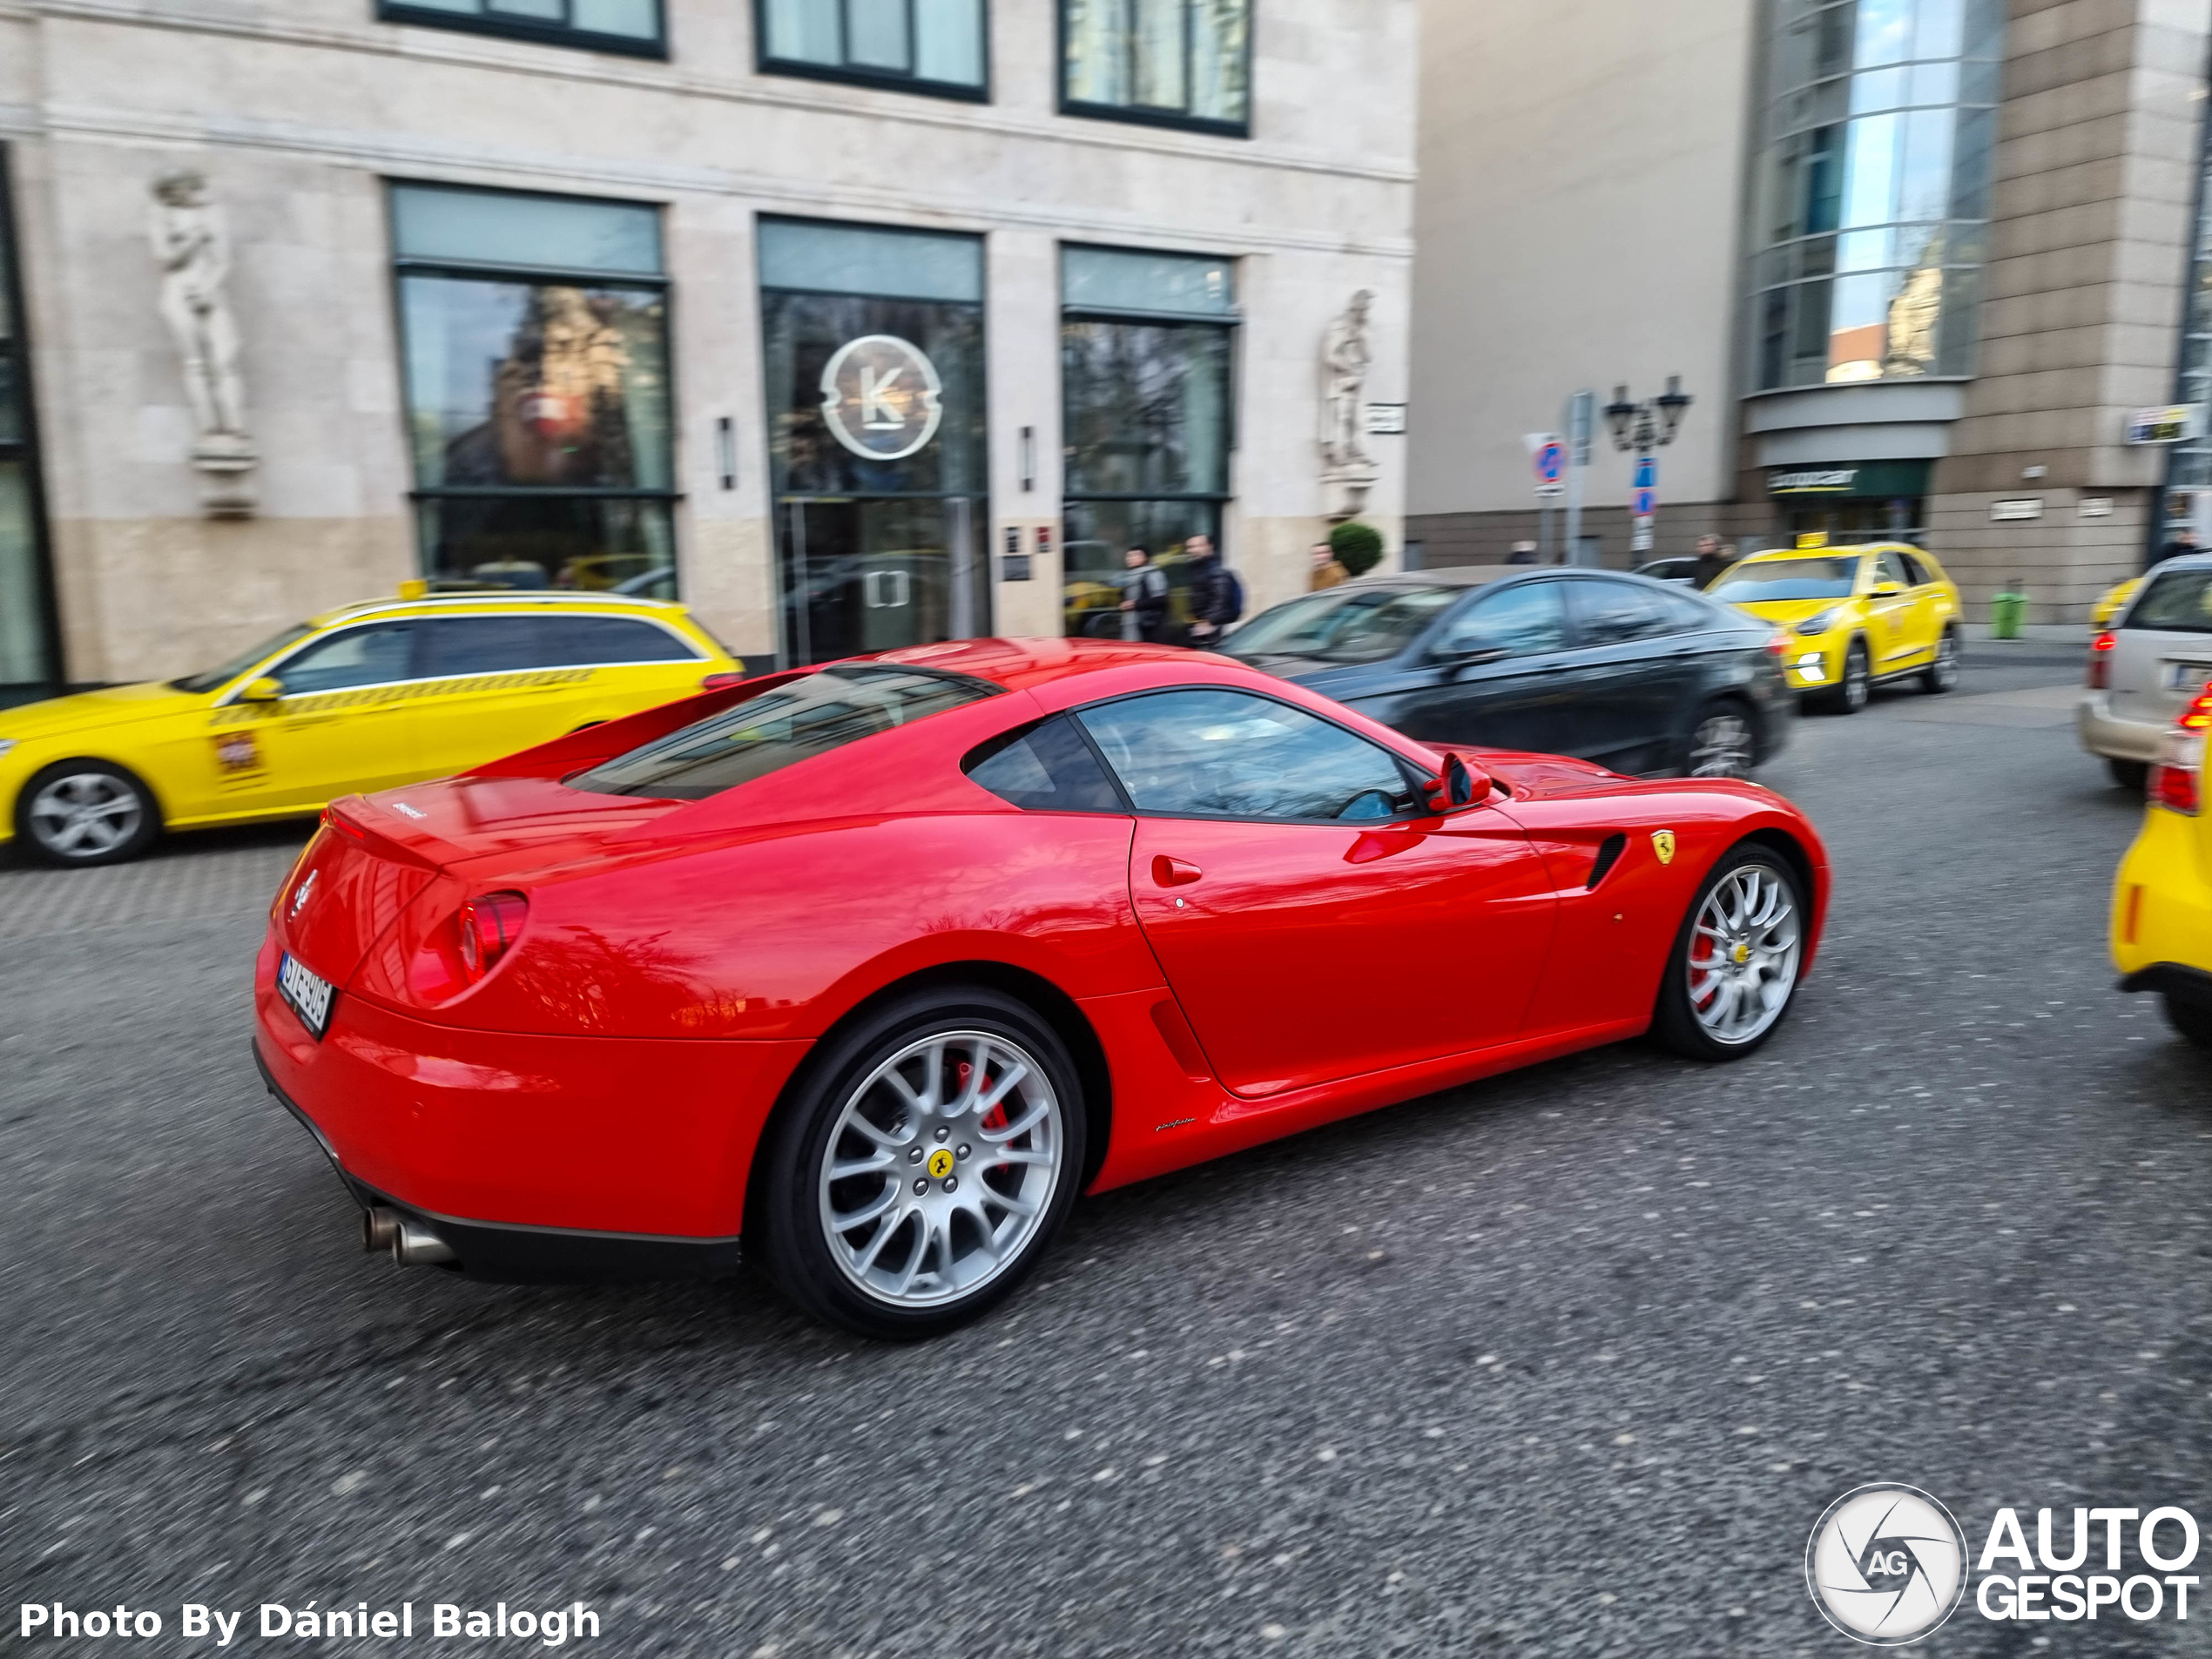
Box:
[15,760,161,867]
[2163,991,2212,1050]
[1823,639,1871,714]
[1921,627,1961,693]
[751,986,1087,1340]
[1650,844,1807,1060]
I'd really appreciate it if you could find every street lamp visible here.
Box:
[1606,374,1693,456]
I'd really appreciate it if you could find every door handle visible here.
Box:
[1151,855,1203,887]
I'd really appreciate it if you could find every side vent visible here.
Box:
[1587,833,1628,890]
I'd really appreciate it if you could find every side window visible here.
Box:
[271,624,415,695]
[963,718,1126,813]
[1436,582,1570,658]
[1076,689,1416,822]
[1569,578,1682,645]
[538,615,700,665]
[416,616,559,677]
[1656,588,1723,631]
[1898,550,1932,586]
[1874,550,1912,588]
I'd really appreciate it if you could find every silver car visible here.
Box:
[2080,551,2212,788]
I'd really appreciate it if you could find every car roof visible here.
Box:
[1337,564,1524,589]
[307,591,692,629]
[1737,543,1898,561]
[2145,551,2212,570]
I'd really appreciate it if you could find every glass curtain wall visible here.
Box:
[1749,0,2003,389]
[2165,98,2212,523]
[1062,0,1251,132]
[760,219,989,664]
[392,185,677,597]
[760,0,987,94]
[0,144,56,698]
[1061,246,1236,639]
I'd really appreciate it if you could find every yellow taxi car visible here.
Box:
[2093,576,2143,630]
[1705,541,1963,711]
[0,588,740,866]
[2114,683,2212,1046]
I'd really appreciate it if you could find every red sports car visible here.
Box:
[254,639,1827,1339]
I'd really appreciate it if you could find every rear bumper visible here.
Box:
[2079,693,2164,762]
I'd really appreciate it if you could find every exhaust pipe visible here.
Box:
[391,1218,457,1265]
[362,1206,401,1253]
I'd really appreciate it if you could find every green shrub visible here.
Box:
[1328,520,1386,577]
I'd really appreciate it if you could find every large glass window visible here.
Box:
[1748,0,2001,388]
[392,184,676,597]
[1061,246,1236,639]
[1062,0,1251,133]
[2166,78,2212,514]
[759,0,987,96]
[0,145,56,697]
[378,0,664,57]
[761,219,990,664]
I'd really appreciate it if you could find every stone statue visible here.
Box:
[149,168,256,514]
[1319,289,1379,516]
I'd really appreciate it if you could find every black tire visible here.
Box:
[1650,842,1808,1061]
[1820,638,1871,714]
[12,759,161,867]
[1682,698,1758,779]
[2163,991,2212,1050]
[749,984,1088,1340]
[2107,757,2150,792]
[1921,626,1961,693]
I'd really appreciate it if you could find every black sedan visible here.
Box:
[1218,565,1795,777]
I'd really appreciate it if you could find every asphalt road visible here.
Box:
[6,639,2209,1658]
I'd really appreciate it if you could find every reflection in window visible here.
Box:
[1749,0,2000,388]
[760,0,987,93]
[1223,586,1458,665]
[380,0,664,55]
[392,185,676,597]
[1063,0,1251,131]
[1439,583,1569,658]
[1077,690,1415,821]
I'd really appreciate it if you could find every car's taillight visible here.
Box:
[455,891,529,983]
[1764,633,1789,658]
[701,671,746,691]
[2151,687,2212,814]
[2087,630,2117,689]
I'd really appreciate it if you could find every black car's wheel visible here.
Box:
[750,984,1088,1340]
[2107,757,2150,792]
[1823,638,1871,713]
[14,760,161,867]
[1683,700,1758,779]
[1650,843,1807,1061]
[2163,991,2212,1050]
[1921,627,1961,693]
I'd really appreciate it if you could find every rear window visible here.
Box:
[417,613,701,675]
[2127,569,2212,633]
[1708,556,1860,602]
[1223,585,1459,664]
[568,664,1002,800]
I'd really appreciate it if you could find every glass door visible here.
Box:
[0,144,57,702]
[779,496,987,663]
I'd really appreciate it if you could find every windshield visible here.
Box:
[168,624,314,694]
[2128,568,2212,634]
[1222,585,1460,664]
[568,664,1002,800]
[1708,556,1861,604]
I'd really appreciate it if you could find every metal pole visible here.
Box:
[1564,389,1593,565]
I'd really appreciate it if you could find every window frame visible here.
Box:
[754,0,994,103]
[386,181,682,591]
[1055,0,1255,139]
[377,0,668,59]
[0,141,62,697]
[1432,577,1580,661]
[961,714,1136,815]
[1066,684,1437,827]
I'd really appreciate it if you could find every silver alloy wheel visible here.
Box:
[1686,861,1802,1046]
[1688,711,1756,779]
[1841,644,1870,711]
[818,1028,1064,1309]
[27,770,144,859]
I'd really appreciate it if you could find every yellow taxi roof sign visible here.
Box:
[1796,531,1829,549]
[397,579,428,600]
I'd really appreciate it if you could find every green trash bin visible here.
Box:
[1990,588,2027,639]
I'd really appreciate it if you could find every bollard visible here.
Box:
[1989,587,2027,639]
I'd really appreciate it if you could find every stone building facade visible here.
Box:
[1408,0,2212,625]
[0,0,1414,696]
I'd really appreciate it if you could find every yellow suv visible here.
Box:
[1706,542,1963,711]
[2114,684,2212,1046]
[0,590,739,865]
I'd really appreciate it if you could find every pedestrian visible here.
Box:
[1183,533,1244,645]
[1118,544,1171,643]
[2157,526,2202,564]
[1693,532,1731,590]
[1310,540,1351,590]
[1505,540,1539,565]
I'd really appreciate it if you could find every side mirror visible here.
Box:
[1423,750,1492,813]
[239,676,284,704]
[1871,582,1906,597]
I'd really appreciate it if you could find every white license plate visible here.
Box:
[277,952,334,1039]
[2167,661,2212,691]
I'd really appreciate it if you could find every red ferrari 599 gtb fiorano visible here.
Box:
[254,639,1828,1339]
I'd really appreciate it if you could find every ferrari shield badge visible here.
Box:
[1650,830,1676,866]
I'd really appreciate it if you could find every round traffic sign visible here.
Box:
[1535,442,1565,483]
[1631,486,1656,516]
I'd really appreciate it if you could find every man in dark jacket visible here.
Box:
[1118,545,1171,643]
[2157,527,2202,565]
[1692,533,1732,590]
[1184,534,1240,644]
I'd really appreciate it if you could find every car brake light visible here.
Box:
[456,891,529,981]
[1764,634,1789,658]
[2087,630,2116,689]
[2154,764,2200,814]
[2152,686,2212,814]
[701,671,747,691]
